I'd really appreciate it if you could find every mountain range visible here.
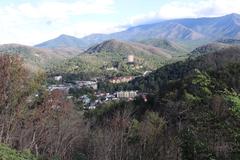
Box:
[35,13,240,49]
[1,13,240,74]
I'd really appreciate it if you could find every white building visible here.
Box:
[128,55,134,63]
[54,76,62,81]
[116,91,138,99]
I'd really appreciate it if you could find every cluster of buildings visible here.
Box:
[80,90,139,110]
[49,77,98,92]
[49,57,151,110]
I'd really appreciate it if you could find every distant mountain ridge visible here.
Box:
[35,34,87,49]
[36,13,240,49]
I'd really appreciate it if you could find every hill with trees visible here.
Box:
[128,46,240,91]
[49,39,181,80]
[86,46,240,160]
[0,44,82,71]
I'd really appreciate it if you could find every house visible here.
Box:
[54,76,62,81]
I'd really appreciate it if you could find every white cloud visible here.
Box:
[1,0,240,45]
[3,0,114,20]
[0,21,124,45]
[129,0,240,26]
[0,0,116,45]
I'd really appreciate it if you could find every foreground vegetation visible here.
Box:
[0,144,37,160]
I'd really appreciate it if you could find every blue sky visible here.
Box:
[0,0,239,45]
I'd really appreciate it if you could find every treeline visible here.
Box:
[0,55,86,160]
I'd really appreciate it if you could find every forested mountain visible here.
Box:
[191,38,240,56]
[35,34,87,49]
[85,39,172,58]
[49,41,175,79]
[134,38,188,54]
[191,42,231,56]
[85,46,240,160]
[36,13,240,49]
[129,46,240,91]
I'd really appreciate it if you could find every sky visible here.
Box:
[0,0,240,45]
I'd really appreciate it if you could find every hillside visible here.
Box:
[190,38,240,57]
[49,40,179,79]
[128,46,240,91]
[191,42,231,56]
[135,38,189,54]
[87,45,240,160]
[0,44,81,71]
[85,39,172,58]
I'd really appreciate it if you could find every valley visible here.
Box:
[1,13,240,160]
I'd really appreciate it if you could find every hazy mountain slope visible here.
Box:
[35,14,240,51]
[135,38,189,54]
[80,13,240,45]
[0,44,81,70]
[217,38,240,45]
[80,22,205,44]
[175,13,240,39]
[35,34,87,49]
